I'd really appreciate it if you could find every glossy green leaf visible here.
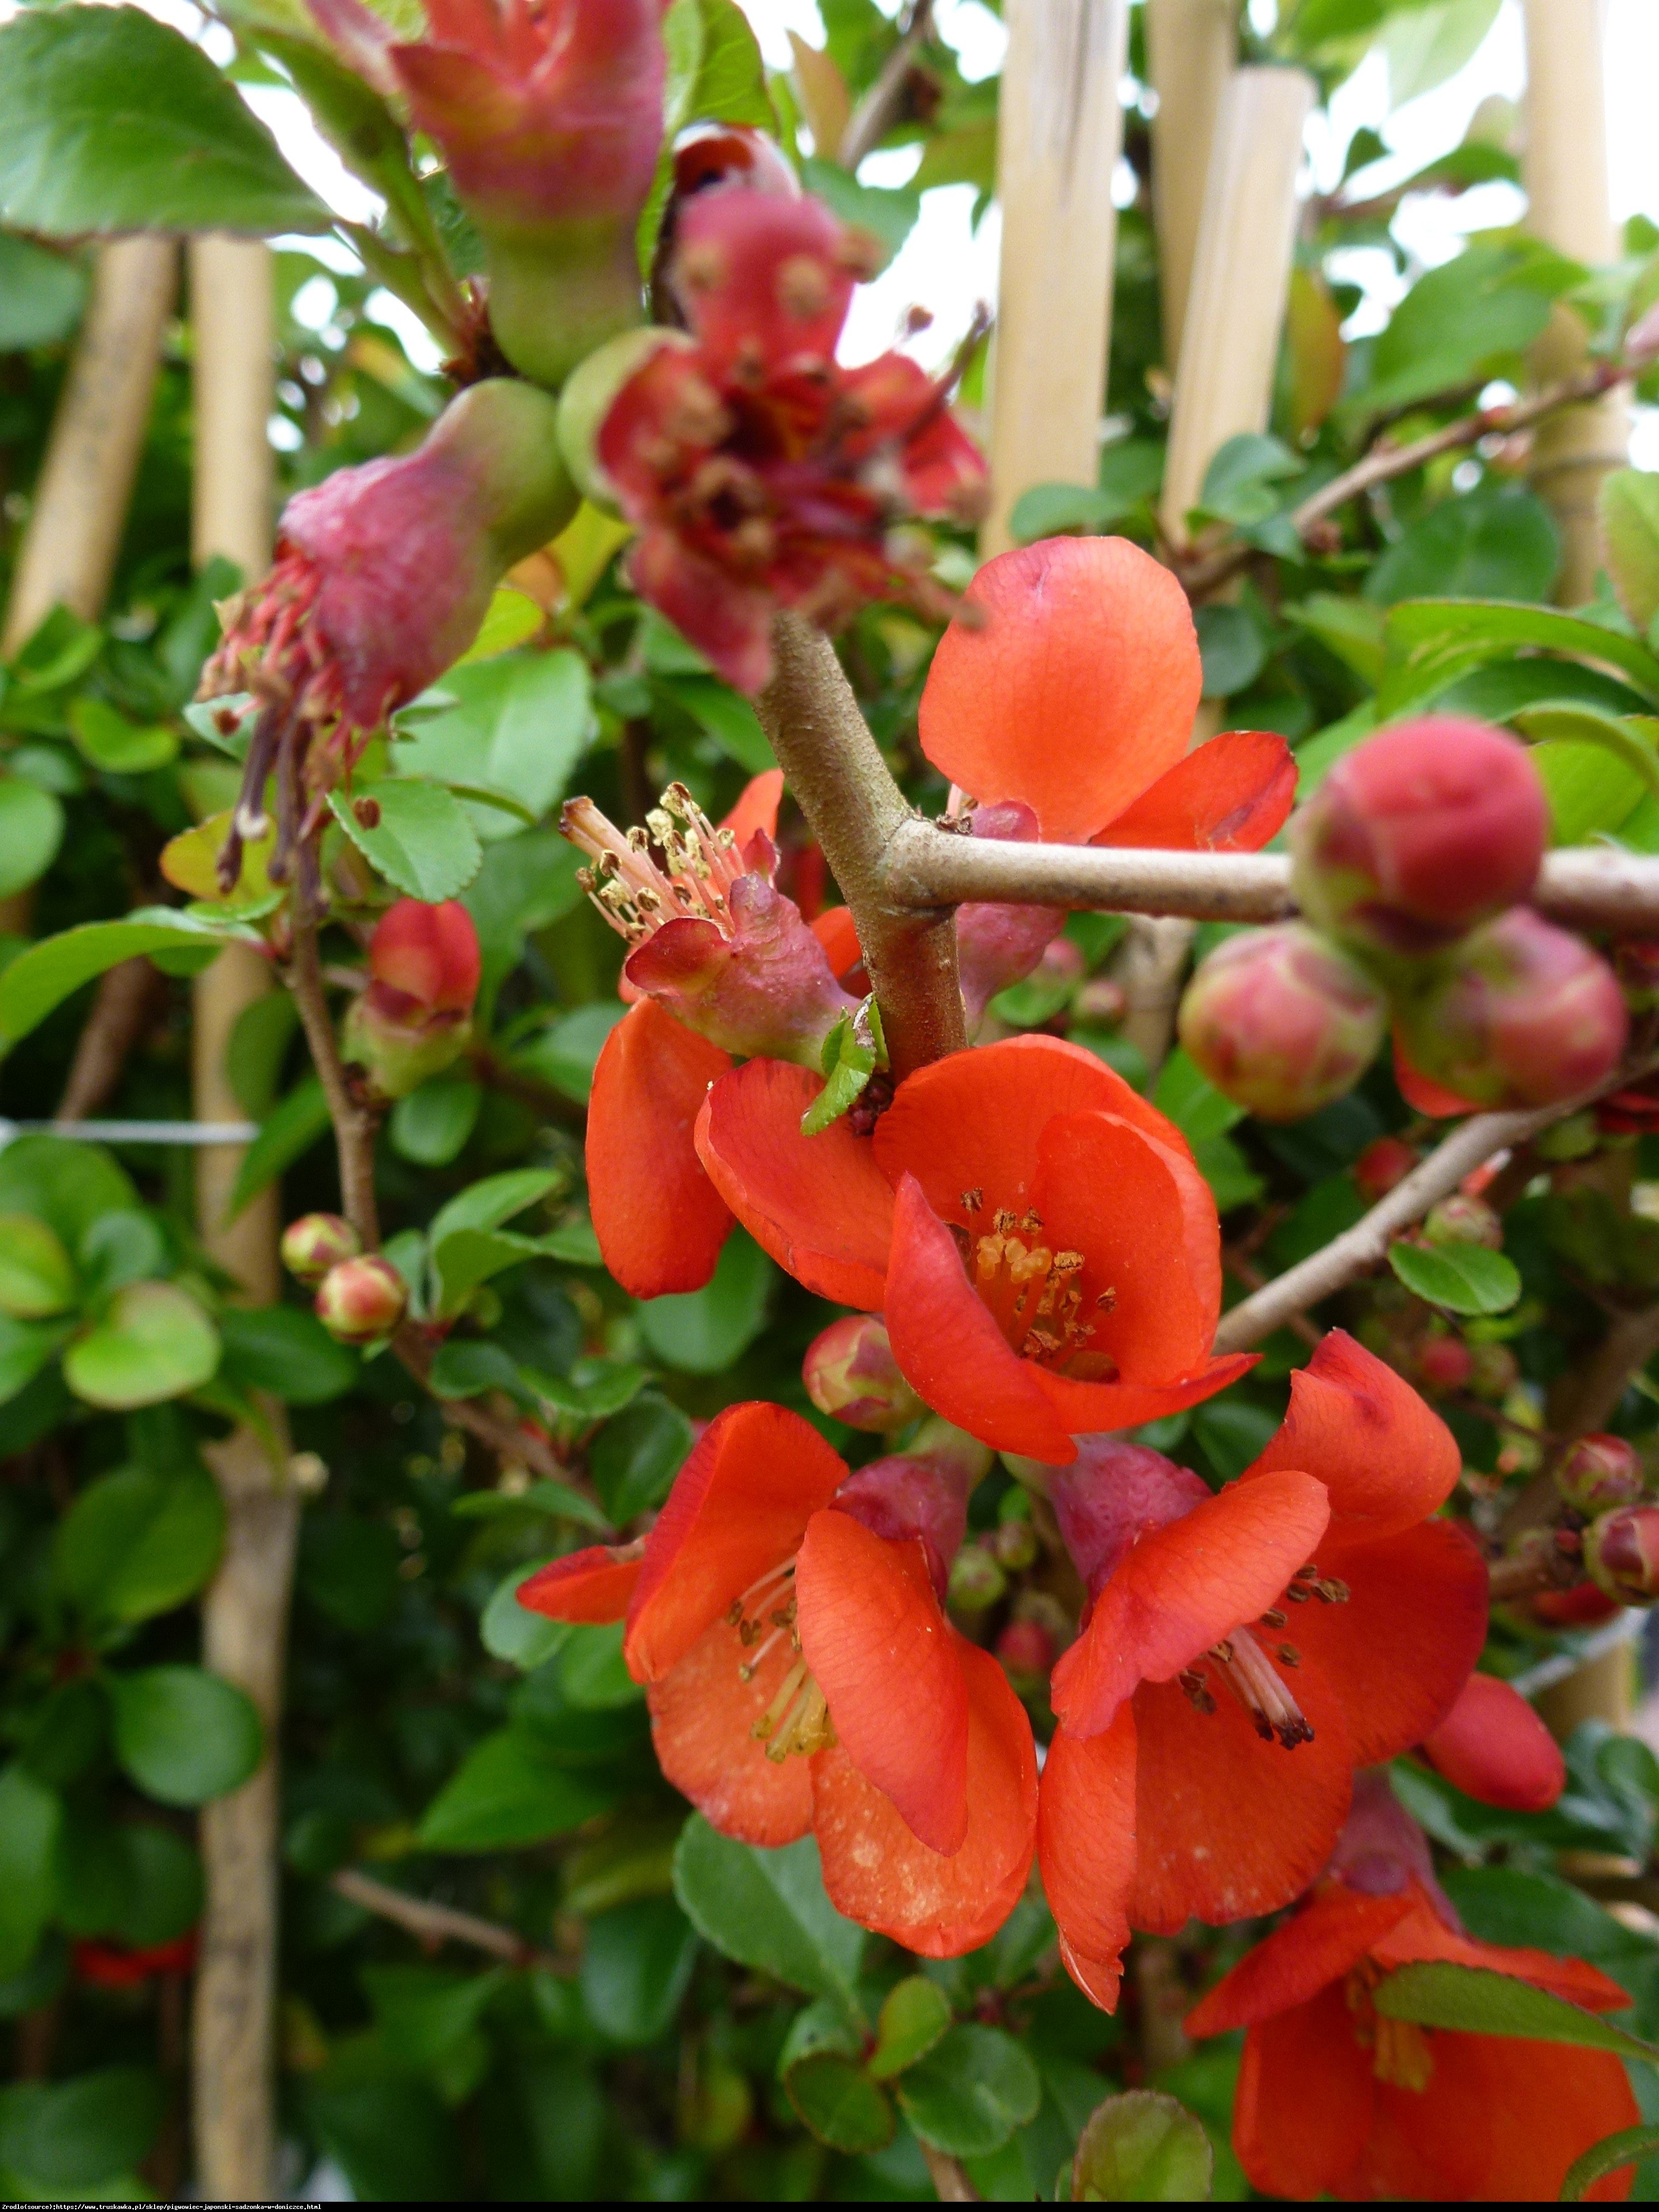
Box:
[481,1561,572,1670]
[1561,2122,1659,2201]
[395,649,592,842]
[1195,604,1267,698]
[785,2055,895,2153]
[867,1976,952,2081]
[217,1303,356,1405]
[514,1003,627,1103]
[560,1621,643,1709]
[1374,1960,1659,2064]
[0,911,249,1048]
[226,1076,332,1219]
[416,1726,621,1851]
[655,672,776,773]
[0,235,87,351]
[0,1216,76,1320]
[54,1463,224,1625]
[894,2023,1043,2158]
[1365,483,1559,608]
[107,1665,262,1807]
[328,777,482,902]
[0,777,64,901]
[1380,600,1659,719]
[1069,2089,1215,2201]
[581,1897,699,2046]
[430,1168,562,1244]
[68,697,178,775]
[62,1281,219,1410]
[0,1767,60,1978]
[0,6,330,236]
[389,1075,482,1166]
[1599,469,1659,632]
[589,1392,694,1522]
[0,2067,162,2195]
[635,1229,773,1373]
[672,1818,865,2015]
[1154,1050,1246,1144]
[1388,1239,1522,1316]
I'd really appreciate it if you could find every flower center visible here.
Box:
[955,1194,1117,1377]
[1346,1961,1435,2091]
[563,783,747,947]
[1174,1566,1350,1744]
[725,1557,837,1763]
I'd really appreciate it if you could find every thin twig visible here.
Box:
[285,907,380,1245]
[918,2142,981,2203]
[331,1868,576,1974]
[839,0,934,171]
[55,955,167,1121]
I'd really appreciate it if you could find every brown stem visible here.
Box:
[55,954,167,1121]
[757,613,966,1080]
[330,1868,576,1973]
[918,2142,981,2202]
[1487,1549,1579,1603]
[838,0,934,170]
[285,907,381,1246]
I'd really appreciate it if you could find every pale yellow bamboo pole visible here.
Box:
[1522,0,1628,607]
[981,0,1131,556]
[186,235,295,2208]
[1144,0,1237,375]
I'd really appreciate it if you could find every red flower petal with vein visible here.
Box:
[649,1615,816,1847]
[518,1540,644,1623]
[1092,728,1300,853]
[587,999,734,1298]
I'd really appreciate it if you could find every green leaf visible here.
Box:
[0,777,63,901]
[328,778,482,902]
[430,1227,543,1318]
[62,1281,219,1410]
[1197,434,1304,526]
[68,697,178,775]
[300,1516,402,1634]
[893,2024,1043,2158]
[1154,1050,1246,1145]
[457,586,545,664]
[1069,2089,1215,2202]
[428,1339,524,1402]
[1385,0,1504,108]
[0,2067,162,2196]
[589,1392,694,1522]
[395,649,592,843]
[416,1726,621,1851]
[430,1167,562,1244]
[0,235,87,351]
[800,158,919,270]
[672,1818,865,2015]
[867,1976,952,2081]
[0,1216,76,1320]
[0,1137,135,1251]
[54,1464,224,1625]
[682,0,775,129]
[803,1000,884,1135]
[1365,483,1560,608]
[455,1476,611,1532]
[481,1561,571,1670]
[0,6,330,237]
[513,1003,627,1103]
[1195,605,1267,698]
[389,1076,481,1166]
[1374,1960,1659,2065]
[0,911,249,1048]
[226,1076,332,1220]
[580,1897,699,2046]
[1379,600,1659,719]
[0,1317,73,1408]
[107,1665,262,1807]
[785,2055,895,2154]
[1561,2122,1659,2201]
[1601,470,1659,632]
[635,1229,773,1373]
[0,1768,59,1978]
[655,672,776,773]
[217,1303,356,1405]
[560,1620,643,1709]
[1364,239,1569,417]
[1388,1239,1522,1315]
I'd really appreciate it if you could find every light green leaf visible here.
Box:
[54,1464,224,1625]
[867,1976,952,2081]
[480,1563,571,1670]
[894,2024,1043,2158]
[394,649,592,843]
[456,586,544,664]
[682,0,775,129]
[328,778,482,901]
[1379,600,1659,719]
[1375,1959,1659,2066]
[635,1229,772,1373]
[512,1003,626,1103]
[1561,2122,1659,2201]
[0,1768,60,1978]
[1069,2089,1215,2201]
[1388,1239,1521,1316]
[69,697,178,775]
[432,1168,563,1245]
[0,6,330,237]
[655,672,776,774]
[416,1727,620,1851]
[1154,1049,1246,1145]
[0,911,248,1048]
[1365,483,1559,608]
[802,999,884,1136]
[0,778,64,901]
[0,236,87,352]
[0,1136,135,1252]
[672,1818,865,2016]
[62,1282,219,1410]
[0,1216,77,1320]
[0,1316,73,1408]
[800,158,919,269]
[226,1076,332,1220]
[784,2055,895,2154]
[1600,470,1659,632]
[1385,0,1503,110]
[107,1665,262,1807]
[430,1228,542,1318]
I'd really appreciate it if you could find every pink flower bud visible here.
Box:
[1584,1503,1659,1602]
[280,1212,362,1286]
[1420,1673,1565,1813]
[315,1254,408,1344]
[1290,717,1547,957]
[803,1314,925,1432]
[1073,976,1128,1028]
[832,1418,992,1598]
[1415,1334,1473,1394]
[1396,909,1629,1111]
[1354,1135,1418,1205]
[1556,1432,1646,1515]
[342,900,482,1103]
[995,1618,1054,1677]
[1422,1193,1502,1250]
[1177,923,1387,1122]
[952,802,1068,1031]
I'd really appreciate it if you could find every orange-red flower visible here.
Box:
[1185,1775,1641,2201]
[1419,1670,1566,1814]
[693,1033,1254,1461]
[1034,1333,1487,2008]
[519,1402,1036,1954]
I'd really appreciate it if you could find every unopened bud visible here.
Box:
[1397,910,1629,1112]
[1421,1673,1565,1812]
[1535,1110,1600,1163]
[1467,1339,1519,1400]
[1354,1136,1418,1205]
[1073,976,1128,1027]
[1290,717,1547,959]
[1423,1193,1502,1250]
[281,1212,361,1286]
[1584,1504,1659,1603]
[947,1544,1006,1611]
[1177,923,1386,1122]
[1556,1432,1646,1515]
[315,1255,407,1344]
[1416,1334,1473,1394]
[803,1314,925,1433]
[995,1618,1054,1677]
[992,1515,1038,1571]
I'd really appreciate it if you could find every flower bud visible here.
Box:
[1556,1432,1646,1515]
[1073,976,1128,1027]
[1467,1339,1519,1400]
[343,899,482,1102]
[995,1618,1054,1677]
[280,1212,361,1285]
[992,1515,1038,1572]
[1584,1503,1659,1602]
[315,1254,408,1344]
[803,1314,925,1432]
[1177,923,1387,1122]
[1354,1135,1418,1205]
[1415,1333,1473,1394]
[1422,1193,1503,1250]
[1290,717,1547,958]
[1420,1673,1565,1813]
[947,1544,1006,1611]
[832,1418,992,1598]
[1395,909,1629,1112]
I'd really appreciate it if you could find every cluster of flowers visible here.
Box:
[1181,718,1630,1122]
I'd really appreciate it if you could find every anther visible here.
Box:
[1260,1608,1287,1629]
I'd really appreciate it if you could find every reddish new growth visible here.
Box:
[599,187,989,691]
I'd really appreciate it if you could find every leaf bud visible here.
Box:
[1290,717,1547,958]
[315,1254,408,1345]
[1177,923,1386,1122]
[1353,1135,1418,1205]
[1584,1503,1659,1603]
[802,1314,925,1433]
[281,1211,361,1285]
[1422,1193,1503,1250]
[1556,1432,1647,1516]
[946,1544,1006,1611]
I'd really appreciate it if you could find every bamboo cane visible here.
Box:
[1522,0,1628,608]
[186,236,294,2207]
[981,0,1131,556]
[1144,0,1236,374]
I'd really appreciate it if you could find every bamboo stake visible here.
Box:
[1144,0,1236,374]
[186,236,293,2209]
[1522,0,1628,606]
[981,0,1131,556]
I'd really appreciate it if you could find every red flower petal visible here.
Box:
[1285,1520,1487,1768]
[1373,1895,1634,2012]
[1243,1329,1462,1541]
[588,999,733,1298]
[1393,1024,1483,1118]
[810,904,863,984]
[720,768,784,855]
[917,539,1201,844]
[1421,1671,1566,1813]
[1049,1471,1331,1738]
[1036,1710,1138,2012]
[882,1173,1076,1463]
[1185,1888,1415,2038]
[1233,1984,1377,2201]
[795,1512,969,1856]
[695,1058,893,1308]
[517,1543,643,1623]
[1093,730,1296,853]
[628,524,777,694]
[648,1616,814,1847]
[624,1402,846,1682]
[1028,1354,1260,1438]
[812,1635,1036,1956]
[1130,1669,1354,1933]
